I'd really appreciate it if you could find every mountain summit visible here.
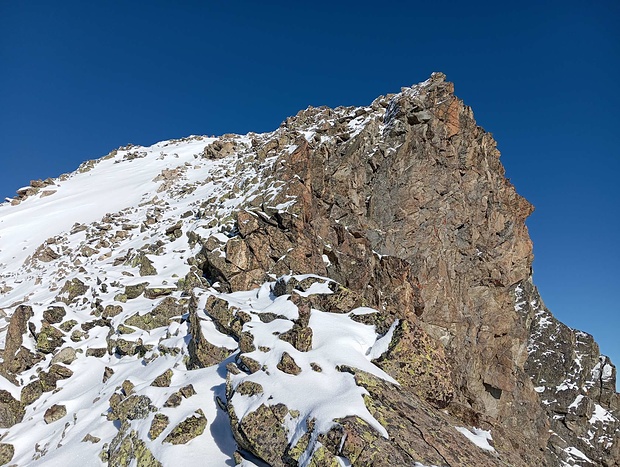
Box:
[0,73,617,466]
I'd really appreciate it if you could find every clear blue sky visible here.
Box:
[1,1,618,365]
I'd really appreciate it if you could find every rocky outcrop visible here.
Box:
[207,73,616,465]
[0,390,23,429]
[515,279,620,466]
[0,305,37,382]
[202,73,545,465]
[0,74,616,466]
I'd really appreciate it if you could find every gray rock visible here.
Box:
[51,347,77,365]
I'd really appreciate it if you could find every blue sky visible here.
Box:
[1,1,618,364]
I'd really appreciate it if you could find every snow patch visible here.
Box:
[455,426,496,452]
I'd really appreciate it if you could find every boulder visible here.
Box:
[43,404,67,424]
[162,410,207,445]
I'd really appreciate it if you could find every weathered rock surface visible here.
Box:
[162,410,207,445]
[0,390,24,428]
[0,443,14,465]
[0,74,616,466]
[515,279,620,466]
[211,73,616,466]
[43,404,67,424]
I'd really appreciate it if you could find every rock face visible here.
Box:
[0,73,617,466]
[516,279,620,465]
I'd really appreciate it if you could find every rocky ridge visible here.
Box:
[0,73,617,466]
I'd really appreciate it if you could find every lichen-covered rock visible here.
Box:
[59,319,78,332]
[163,392,182,408]
[0,443,14,465]
[150,369,173,387]
[0,74,617,466]
[82,433,101,444]
[57,278,88,304]
[102,304,123,318]
[144,287,173,299]
[81,318,111,332]
[108,393,155,422]
[20,364,74,405]
[40,364,73,391]
[103,427,162,467]
[228,403,290,467]
[148,413,169,440]
[373,320,454,408]
[234,380,263,397]
[129,251,158,276]
[345,368,530,466]
[277,351,301,375]
[20,381,43,405]
[124,296,187,331]
[86,347,107,358]
[162,410,207,445]
[102,366,114,383]
[187,295,233,369]
[179,384,196,398]
[209,74,565,466]
[233,348,259,371]
[0,390,24,428]
[43,306,66,324]
[36,323,65,353]
[279,324,313,352]
[124,282,147,299]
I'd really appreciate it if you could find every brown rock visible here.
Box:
[44,404,67,424]
[82,433,101,444]
[42,364,73,388]
[20,380,43,405]
[102,366,114,383]
[236,210,260,237]
[0,305,34,379]
[277,352,302,375]
[163,393,182,408]
[187,295,233,369]
[43,306,66,324]
[151,370,173,387]
[86,348,107,358]
[179,384,196,398]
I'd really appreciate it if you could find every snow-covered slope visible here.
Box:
[0,131,400,466]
